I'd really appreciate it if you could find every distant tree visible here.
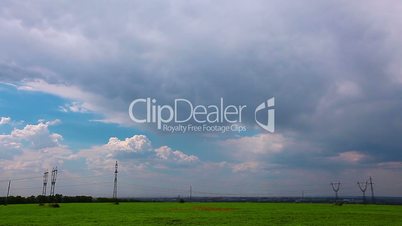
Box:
[37,195,48,204]
[54,194,63,203]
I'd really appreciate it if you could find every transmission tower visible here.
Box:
[42,170,49,196]
[113,161,118,200]
[50,167,58,196]
[5,180,11,205]
[330,182,341,201]
[189,185,192,200]
[357,181,368,203]
[368,176,375,203]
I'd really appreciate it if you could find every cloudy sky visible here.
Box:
[1,0,402,197]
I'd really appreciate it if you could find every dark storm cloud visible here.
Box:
[1,0,402,166]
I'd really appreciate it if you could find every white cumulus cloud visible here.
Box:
[0,119,72,172]
[0,120,63,150]
[155,146,199,162]
[76,135,199,172]
[0,116,11,125]
[105,135,152,152]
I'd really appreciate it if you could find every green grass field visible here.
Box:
[0,202,401,225]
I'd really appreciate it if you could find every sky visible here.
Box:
[1,0,402,198]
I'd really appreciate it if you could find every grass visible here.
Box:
[0,202,402,225]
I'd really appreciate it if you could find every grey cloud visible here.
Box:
[1,0,402,165]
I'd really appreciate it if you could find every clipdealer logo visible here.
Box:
[128,98,275,133]
[255,97,275,133]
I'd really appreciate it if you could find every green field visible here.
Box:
[0,202,402,225]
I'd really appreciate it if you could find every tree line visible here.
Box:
[0,195,122,205]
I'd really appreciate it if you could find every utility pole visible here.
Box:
[330,182,341,201]
[368,176,375,203]
[113,161,118,201]
[5,180,11,205]
[42,170,49,196]
[50,167,58,196]
[357,181,368,203]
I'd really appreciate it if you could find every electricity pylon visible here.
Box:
[50,167,58,196]
[357,181,368,203]
[5,180,11,205]
[330,182,341,201]
[368,176,375,203]
[113,161,118,200]
[42,170,49,196]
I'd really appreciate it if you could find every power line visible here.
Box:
[11,181,113,191]
[0,166,393,199]
[120,180,335,197]
[0,176,42,183]
[0,171,109,183]
[120,182,189,194]
[58,174,110,180]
